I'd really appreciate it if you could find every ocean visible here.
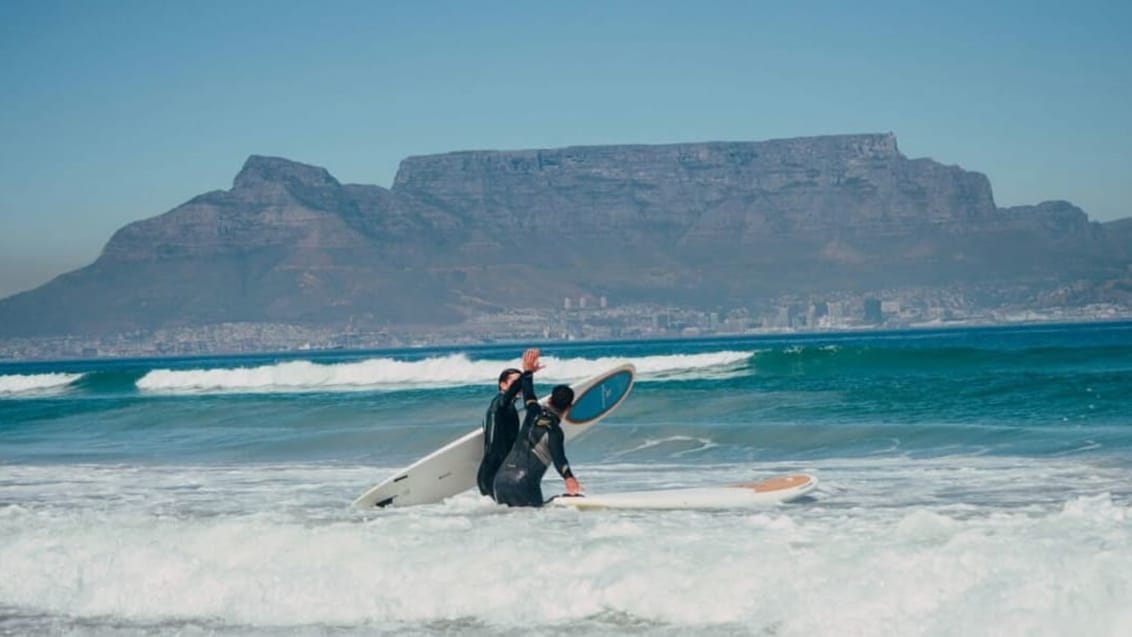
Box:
[2,322,1131,636]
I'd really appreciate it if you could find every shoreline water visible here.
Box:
[3,315,1131,368]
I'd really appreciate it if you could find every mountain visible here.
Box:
[1,133,1128,338]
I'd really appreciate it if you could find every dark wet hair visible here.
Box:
[549,385,574,411]
[498,368,521,384]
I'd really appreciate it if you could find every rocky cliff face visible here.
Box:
[1,156,463,336]
[386,133,1120,301]
[1,135,1128,337]
[393,133,999,244]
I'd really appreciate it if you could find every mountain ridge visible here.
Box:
[2,133,1129,339]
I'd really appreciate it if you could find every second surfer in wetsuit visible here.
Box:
[477,349,542,499]
[476,367,523,498]
[492,378,582,507]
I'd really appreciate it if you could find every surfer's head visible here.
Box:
[498,368,521,393]
[549,385,574,412]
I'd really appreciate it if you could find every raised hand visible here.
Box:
[522,348,545,373]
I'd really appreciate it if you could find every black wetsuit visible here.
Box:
[476,371,527,497]
[492,374,575,507]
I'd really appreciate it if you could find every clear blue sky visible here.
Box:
[1,0,1129,297]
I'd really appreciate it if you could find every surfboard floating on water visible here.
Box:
[353,363,637,509]
[548,473,817,510]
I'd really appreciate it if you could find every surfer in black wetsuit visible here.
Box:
[476,349,541,498]
[492,375,582,507]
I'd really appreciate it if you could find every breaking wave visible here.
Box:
[134,351,756,394]
[0,373,84,396]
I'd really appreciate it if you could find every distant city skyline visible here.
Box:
[2,0,1130,298]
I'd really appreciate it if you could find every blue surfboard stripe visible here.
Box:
[566,369,634,424]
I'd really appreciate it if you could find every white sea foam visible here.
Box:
[0,372,83,395]
[136,354,501,393]
[2,457,1131,635]
[134,350,755,394]
[630,350,753,380]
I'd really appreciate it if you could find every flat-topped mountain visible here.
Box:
[2,133,1129,337]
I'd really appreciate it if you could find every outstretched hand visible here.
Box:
[522,348,545,373]
[564,476,582,495]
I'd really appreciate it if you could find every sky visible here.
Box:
[1,0,1130,298]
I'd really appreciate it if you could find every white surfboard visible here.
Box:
[353,363,636,509]
[548,473,817,511]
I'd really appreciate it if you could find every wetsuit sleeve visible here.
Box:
[548,421,574,480]
[519,371,537,408]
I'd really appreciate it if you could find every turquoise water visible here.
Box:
[2,322,1131,635]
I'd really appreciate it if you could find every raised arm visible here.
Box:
[520,348,542,407]
[520,370,536,407]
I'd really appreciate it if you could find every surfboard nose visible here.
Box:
[731,474,814,493]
